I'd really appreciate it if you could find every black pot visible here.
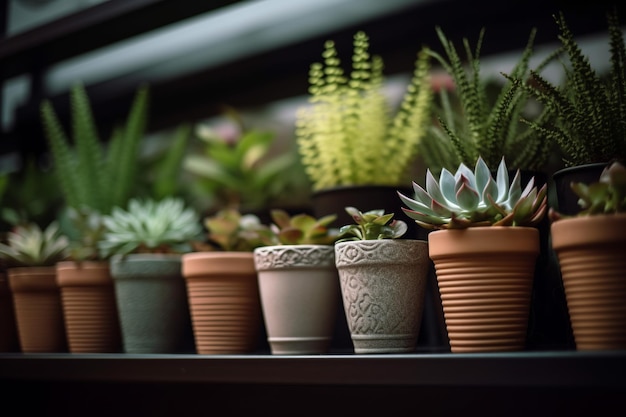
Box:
[551,163,607,216]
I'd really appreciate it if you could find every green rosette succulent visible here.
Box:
[398,156,547,230]
[203,208,274,252]
[0,222,69,267]
[336,206,408,242]
[268,210,339,245]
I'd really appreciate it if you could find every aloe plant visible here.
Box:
[98,197,202,258]
[0,222,69,267]
[296,31,433,190]
[398,156,547,230]
[336,207,407,242]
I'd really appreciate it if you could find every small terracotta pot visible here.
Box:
[0,271,19,352]
[254,245,340,354]
[56,261,122,353]
[8,266,67,353]
[182,252,262,354]
[551,213,626,350]
[335,239,430,353]
[429,227,539,353]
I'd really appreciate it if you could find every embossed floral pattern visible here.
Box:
[254,245,335,271]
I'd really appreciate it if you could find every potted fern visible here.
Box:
[549,161,626,350]
[253,210,342,354]
[99,197,202,353]
[0,222,69,352]
[181,208,273,354]
[399,157,547,352]
[295,31,433,235]
[334,207,429,353]
[505,7,626,215]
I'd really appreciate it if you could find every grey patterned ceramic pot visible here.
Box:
[334,239,429,353]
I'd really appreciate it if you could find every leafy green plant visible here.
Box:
[184,109,300,212]
[296,31,433,190]
[398,156,547,230]
[336,207,408,242]
[422,27,555,174]
[268,210,338,245]
[0,222,69,267]
[40,82,148,215]
[505,7,626,167]
[550,161,626,220]
[201,208,274,252]
[98,197,202,258]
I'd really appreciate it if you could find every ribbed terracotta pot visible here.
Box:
[0,270,19,352]
[551,213,626,350]
[335,239,430,353]
[254,245,340,354]
[429,227,539,353]
[110,254,194,353]
[56,261,122,353]
[182,252,262,354]
[7,266,67,353]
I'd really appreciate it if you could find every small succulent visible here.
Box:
[202,208,274,252]
[398,156,547,230]
[550,161,626,221]
[268,210,339,245]
[336,207,408,242]
[63,206,108,261]
[98,197,203,258]
[0,222,69,267]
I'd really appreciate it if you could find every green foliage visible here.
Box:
[296,31,433,190]
[336,206,407,242]
[506,8,626,167]
[40,83,148,214]
[202,208,274,252]
[268,210,338,245]
[423,27,555,174]
[399,156,547,230]
[98,197,202,257]
[184,110,300,212]
[62,206,108,261]
[0,222,69,267]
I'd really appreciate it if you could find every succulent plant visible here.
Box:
[0,222,69,267]
[98,197,203,258]
[268,210,339,245]
[202,208,274,252]
[336,207,408,242]
[398,156,547,230]
[63,206,108,261]
[550,161,626,221]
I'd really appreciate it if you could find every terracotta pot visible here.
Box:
[254,245,340,354]
[110,254,194,353]
[7,266,67,352]
[551,213,626,350]
[0,271,19,352]
[56,261,122,353]
[335,239,430,353]
[182,252,262,354]
[429,227,540,353]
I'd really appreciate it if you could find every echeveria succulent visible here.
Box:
[398,157,547,230]
[0,222,69,267]
[269,209,338,245]
[203,208,274,252]
[336,206,407,242]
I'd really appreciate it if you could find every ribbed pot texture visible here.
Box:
[182,252,261,354]
[0,271,19,352]
[551,213,626,350]
[56,261,121,353]
[7,266,67,353]
[429,227,539,353]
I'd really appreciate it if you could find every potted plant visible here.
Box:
[334,207,429,353]
[549,161,626,350]
[253,210,342,354]
[505,7,626,214]
[181,208,274,354]
[99,197,202,353]
[399,156,547,352]
[295,30,433,234]
[0,221,69,352]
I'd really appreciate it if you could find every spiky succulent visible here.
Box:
[0,222,69,267]
[203,208,274,252]
[336,207,408,242]
[550,161,626,220]
[398,157,547,230]
[268,210,339,245]
[98,197,202,257]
